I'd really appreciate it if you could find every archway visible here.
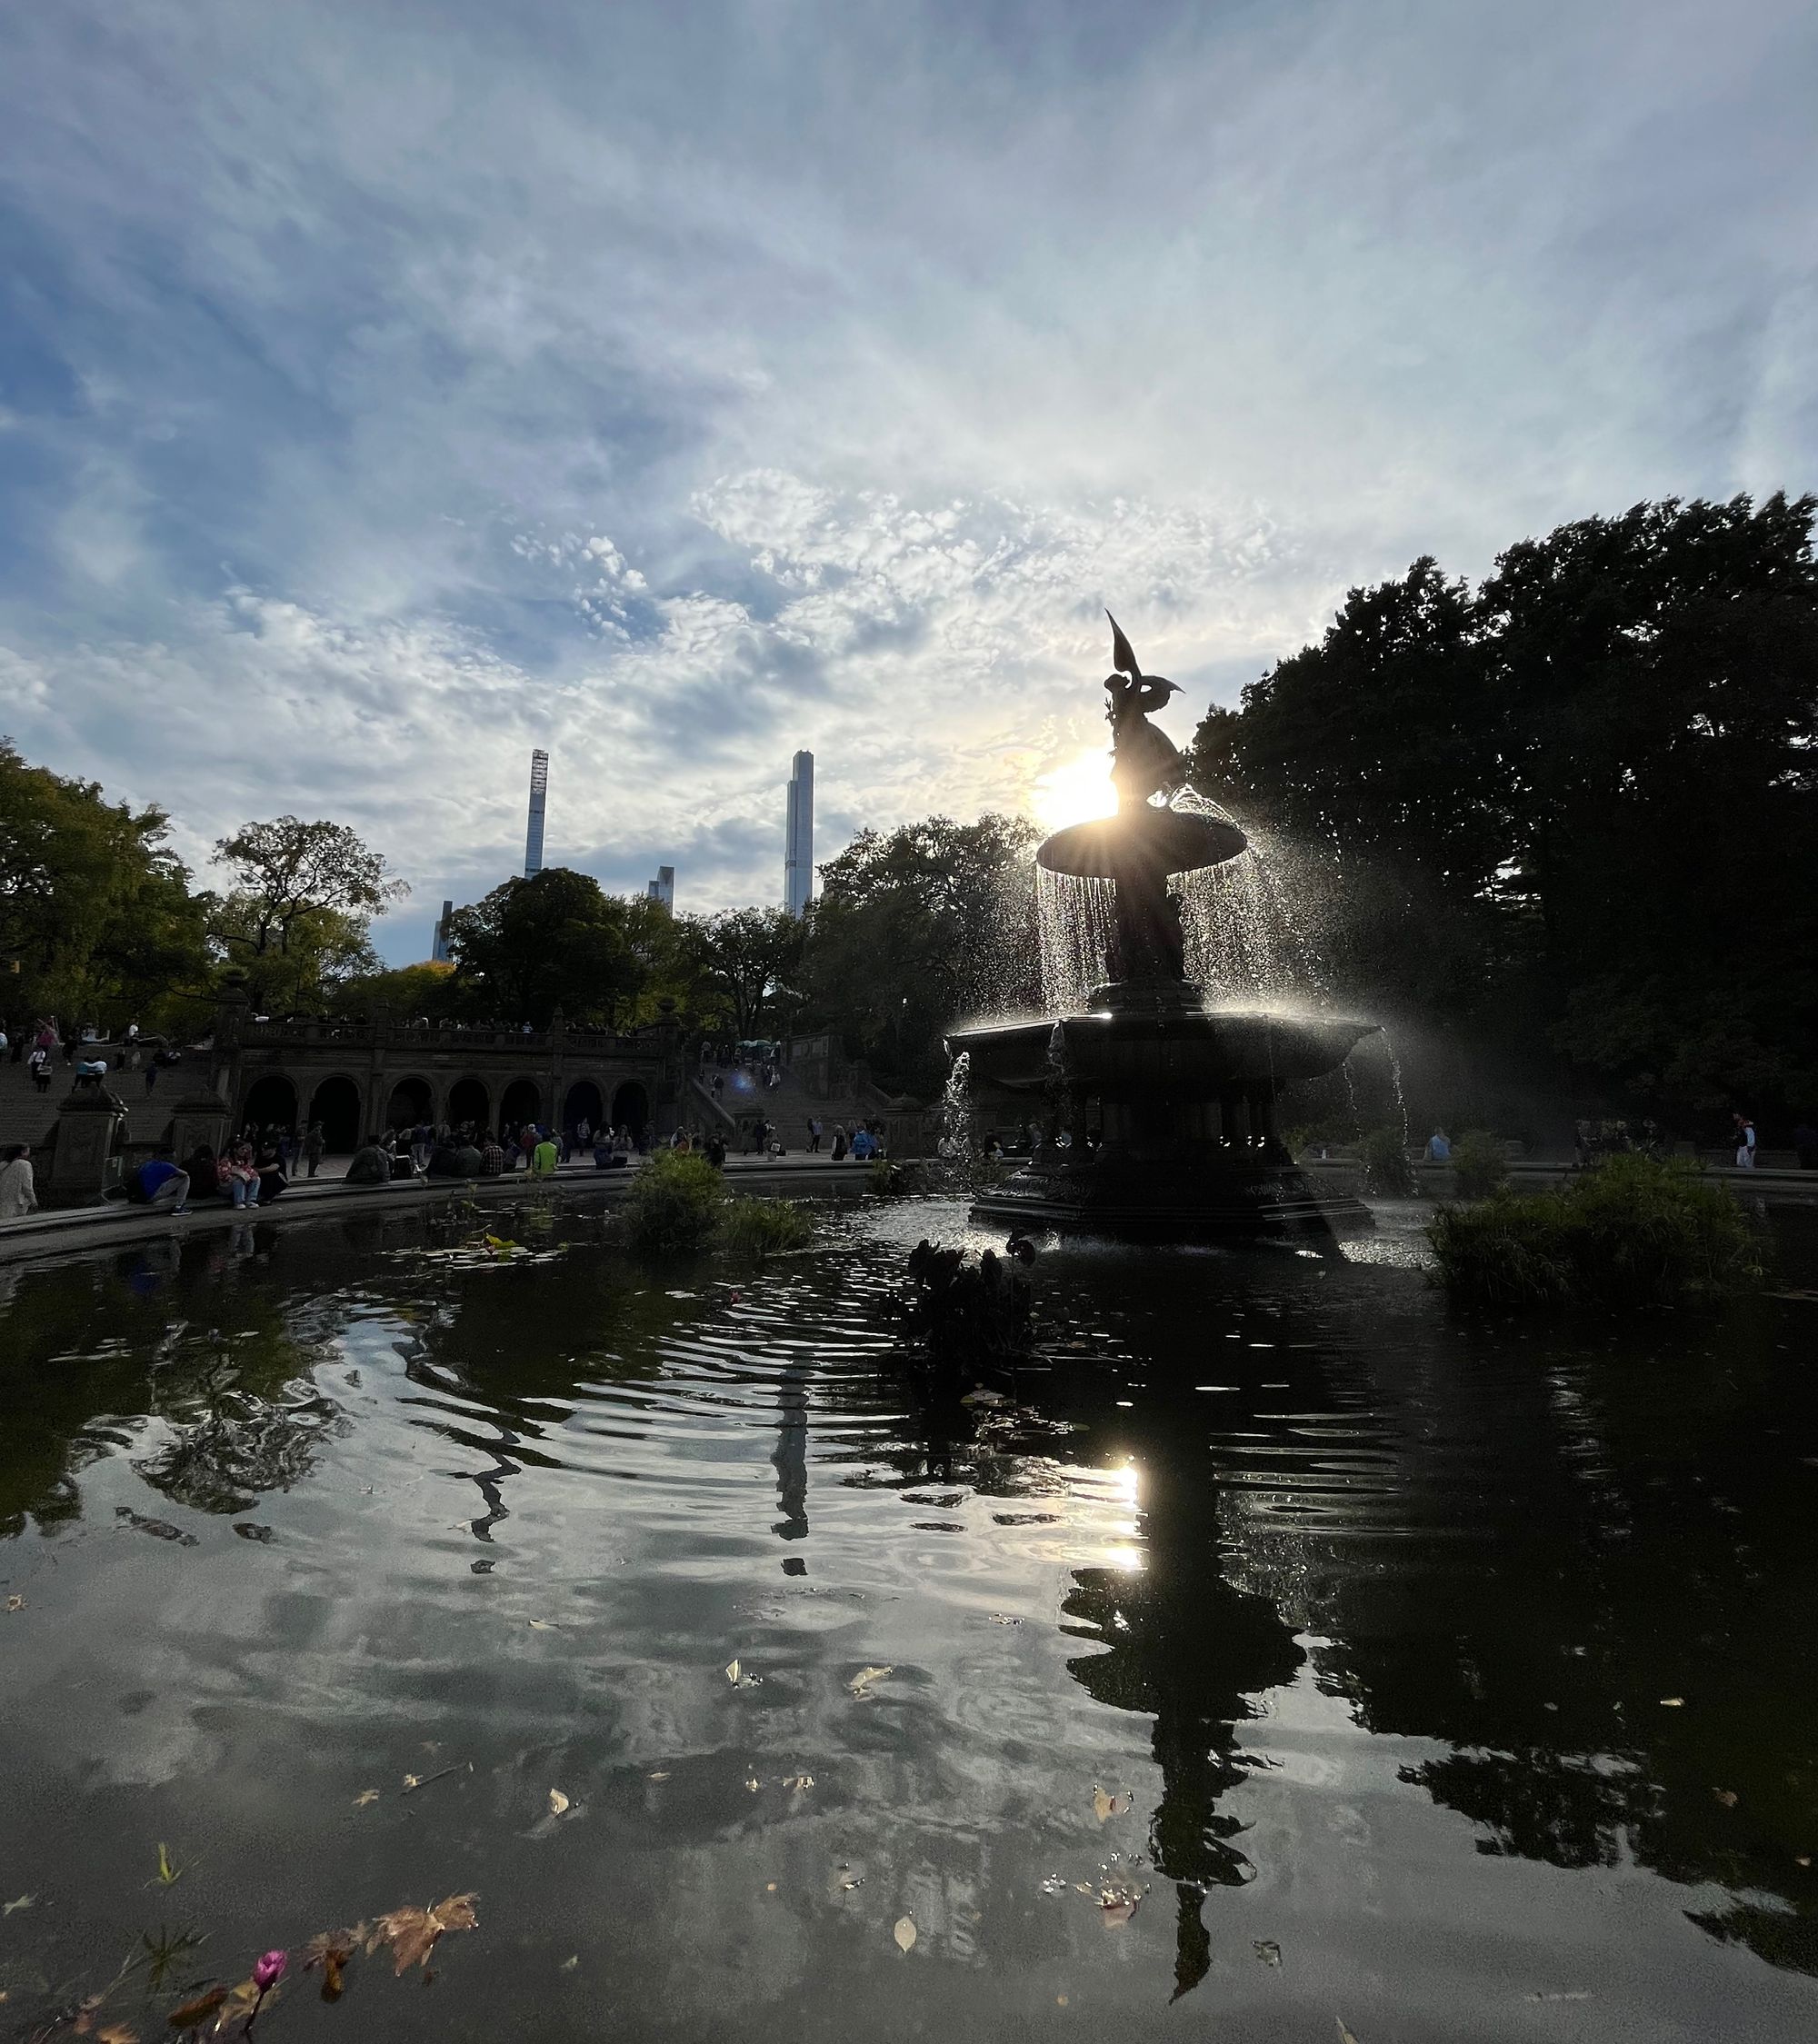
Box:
[385,1075,434,1129]
[242,1073,298,1134]
[611,1081,650,1132]
[446,1076,490,1133]
[564,1079,604,1133]
[500,1078,541,1132]
[306,1075,363,1154]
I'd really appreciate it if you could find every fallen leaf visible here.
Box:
[374,1892,479,1976]
[1254,1939,1282,1966]
[1660,1697,1684,1707]
[1713,1788,1739,1808]
[303,1928,363,2001]
[1797,1855,1812,1868]
[894,1917,916,1952]
[402,1774,421,1791]
[547,1788,570,1817]
[647,1770,670,1781]
[745,1776,762,1793]
[95,2025,139,2043]
[987,1613,1023,1625]
[527,1620,557,1630]
[848,1664,893,1696]
[5,1595,24,1613]
[165,1985,227,2029]
[354,1790,379,1808]
[1096,1883,1145,1927]
[1093,1785,1133,1822]
[559,1956,578,1972]
[1337,2023,1363,2044]
[783,1774,814,1792]
[2,1895,33,1915]
[724,1659,741,1684]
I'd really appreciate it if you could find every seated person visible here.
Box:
[477,1135,505,1177]
[453,1144,484,1177]
[125,1147,191,1210]
[253,1140,288,1203]
[74,1057,111,1089]
[593,1135,627,1169]
[425,1142,466,1178]
[185,1145,224,1197]
[345,1142,391,1186]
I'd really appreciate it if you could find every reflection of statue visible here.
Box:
[1104,613,1189,811]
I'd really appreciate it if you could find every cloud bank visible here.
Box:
[1,0,1812,958]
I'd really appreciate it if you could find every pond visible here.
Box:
[2,1195,1815,2041]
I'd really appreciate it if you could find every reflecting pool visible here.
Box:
[2,1197,1815,2041]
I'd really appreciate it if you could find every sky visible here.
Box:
[1,0,1813,962]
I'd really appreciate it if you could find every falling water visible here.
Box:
[1035,867,1120,1012]
[940,1052,974,1162]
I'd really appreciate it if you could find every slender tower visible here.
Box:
[524,749,549,878]
[784,751,814,917]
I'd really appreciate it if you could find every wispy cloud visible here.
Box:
[1,0,1812,958]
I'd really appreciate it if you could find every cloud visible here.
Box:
[0,0,1812,958]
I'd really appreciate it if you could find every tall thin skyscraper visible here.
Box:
[430,899,454,963]
[784,751,814,917]
[645,865,675,912]
[524,749,549,878]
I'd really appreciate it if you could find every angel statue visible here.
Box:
[1104,612,1190,811]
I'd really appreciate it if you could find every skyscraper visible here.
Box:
[645,865,675,912]
[784,750,814,917]
[430,899,454,964]
[524,749,549,878]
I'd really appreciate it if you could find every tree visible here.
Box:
[1186,493,1818,1125]
[800,814,1039,1092]
[445,868,650,1027]
[0,739,208,1031]
[684,906,806,1042]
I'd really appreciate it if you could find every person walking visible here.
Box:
[1733,1113,1757,1169]
[1425,1129,1451,1162]
[0,1143,37,1220]
[303,1122,326,1177]
[531,1130,559,1179]
[144,1053,161,1096]
[28,1046,52,1095]
[807,1117,822,1153]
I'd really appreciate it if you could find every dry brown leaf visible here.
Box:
[1337,2022,1363,2044]
[849,1664,893,1696]
[724,1659,741,1684]
[548,1788,570,1817]
[401,1773,421,1790]
[375,1892,479,1975]
[893,1916,916,1952]
[647,1770,671,1781]
[303,1928,362,2001]
[4,1596,24,1613]
[1713,1788,1739,1808]
[783,1774,814,1792]
[1254,1939,1282,1966]
[527,1619,556,1630]
[206,1979,262,2035]
[1092,1785,1133,1822]
[353,1789,379,1808]
[165,1984,227,2029]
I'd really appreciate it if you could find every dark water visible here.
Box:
[2,1196,1815,2042]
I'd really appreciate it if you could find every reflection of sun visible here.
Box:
[1031,748,1116,833]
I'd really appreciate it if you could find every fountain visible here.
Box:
[946,615,1377,1236]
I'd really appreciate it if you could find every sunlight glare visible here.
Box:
[1031,748,1116,833]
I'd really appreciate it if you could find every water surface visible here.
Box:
[2,1196,1814,2040]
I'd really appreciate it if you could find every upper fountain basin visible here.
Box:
[1037,803,1247,879]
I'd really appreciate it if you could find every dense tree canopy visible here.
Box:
[1191,493,1818,1123]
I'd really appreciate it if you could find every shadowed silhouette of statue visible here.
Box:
[1104,611,1190,811]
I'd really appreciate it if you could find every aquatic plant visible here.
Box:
[1357,1125,1418,1197]
[718,1195,814,1257]
[1426,1154,1765,1309]
[621,1151,726,1254]
[1449,1129,1510,1199]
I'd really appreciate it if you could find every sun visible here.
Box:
[1030,748,1117,833]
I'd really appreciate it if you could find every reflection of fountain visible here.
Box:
[948,616,1377,1235]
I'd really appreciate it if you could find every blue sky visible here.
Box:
[2,0,1813,962]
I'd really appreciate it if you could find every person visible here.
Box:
[1425,1129,1451,1162]
[0,1023,8,1060]
[577,1116,592,1151]
[126,1147,190,1211]
[850,1125,875,1162]
[1793,1118,1818,1172]
[252,1137,288,1204]
[831,1122,848,1162]
[144,1052,161,1096]
[479,1132,506,1177]
[125,1020,139,1047]
[705,1132,726,1169]
[426,1140,465,1178]
[73,1054,109,1089]
[807,1117,822,1153]
[1733,1113,1757,1169]
[531,1130,559,1178]
[411,1122,433,1174]
[0,1143,37,1220]
[345,1141,390,1185]
[185,1144,222,1197]
[218,1143,261,1209]
[303,1122,326,1178]
[27,1046,53,1095]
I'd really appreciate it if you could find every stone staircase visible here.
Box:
[687,1062,887,1152]
[0,1044,198,1152]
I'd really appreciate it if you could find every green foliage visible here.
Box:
[1190,494,1818,1122]
[802,813,1038,1092]
[1358,1125,1418,1197]
[680,904,806,1040]
[621,1150,726,1255]
[445,868,665,1028]
[0,739,208,1031]
[339,960,462,1020]
[1450,1129,1510,1198]
[718,1195,814,1256]
[1426,1155,1765,1310]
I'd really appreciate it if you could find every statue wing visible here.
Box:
[1105,610,1142,682]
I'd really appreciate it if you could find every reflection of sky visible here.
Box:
[2,1201,1816,2031]
[3,3,1813,952]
